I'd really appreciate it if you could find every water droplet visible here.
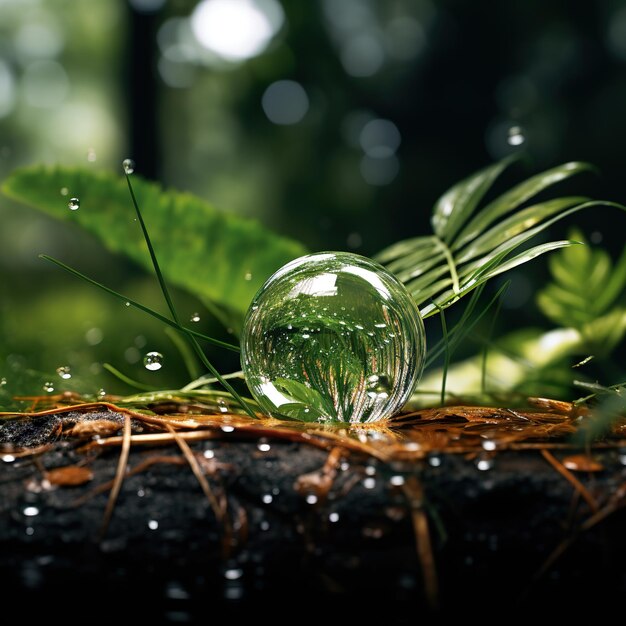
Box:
[340,461,350,471]
[217,399,228,413]
[363,477,376,489]
[306,494,318,504]
[143,351,163,371]
[87,148,97,162]
[476,454,494,471]
[0,377,6,386]
[25,527,35,536]
[190,312,201,323]
[137,488,146,497]
[60,187,69,196]
[507,125,525,146]
[257,438,271,452]
[23,506,39,517]
[221,425,235,433]
[203,449,215,459]
[244,272,252,281]
[148,519,159,530]
[122,158,135,174]
[56,366,71,380]
[124,301,131,307]
[43,382,54,393]
[240,252,426,424]
[260,520,270,531]
[365,464,376,476]
[329,512,340,523]
[390,475,405,486]
[428,455,442,467]
[224,568,243,580]
[68,197,80,211]
[262,494,273,504]
[482,439,497,451]
[2,454,16,463]
[97,388,106,398]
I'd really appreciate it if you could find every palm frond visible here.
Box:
[374,159,624,318]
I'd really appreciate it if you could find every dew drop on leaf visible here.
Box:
[43,381,54,393]
[68,197,80,211]
[122,158,135,174]
[56,366,72,380]
[143,351,164,371]
[190,312,201,323]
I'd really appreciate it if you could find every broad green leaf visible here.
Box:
[431,157,514,242]
[2,165,308,317]
[452,161,595,250]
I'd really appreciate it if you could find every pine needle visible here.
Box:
[99,414,131,541]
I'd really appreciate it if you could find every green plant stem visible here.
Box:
[40,255,239,352]
[124,173,257,419]
[435,303,450,406]
[102,363,159,392]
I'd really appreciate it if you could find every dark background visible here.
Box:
[0,0,625,395]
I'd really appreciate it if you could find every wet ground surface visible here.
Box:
[2,411,626,625]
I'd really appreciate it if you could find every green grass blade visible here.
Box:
[102,363,159,392]
[40,254,240,352]
[435,304,450,405]
[123,173,257,419]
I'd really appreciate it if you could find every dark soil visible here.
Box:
[1,410,626,625]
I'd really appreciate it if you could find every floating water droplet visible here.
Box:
[340,461,350,471]
[240,252,426,423]
[329,512,340,523]
[97,388,106,398]
[482,439,497,451]
[43,381,54,393]
[56,366,71,380]
[2,454,16,463]
[365,464,376,476]
[428,455,442,467]
[143,351,163,371]
[390,475,405,486]
[244,272,252,281]
[148,519,159,530]
[122,158,135,174]
[23,506,39,517]
[363,477,376,489]
[0,377,6,386]
[68,197,80,211]
[25,527,35,536]
[190,312,201,323]
[60,187,69,196]
[203,449,215,459]
[137,488,146,497]
[224,568,243,580]
[306,494,318,504]
[262,494,273,504]
[507,125,525,146]
[260,520,270,531]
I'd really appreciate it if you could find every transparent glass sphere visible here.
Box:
[241,252,426,424]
